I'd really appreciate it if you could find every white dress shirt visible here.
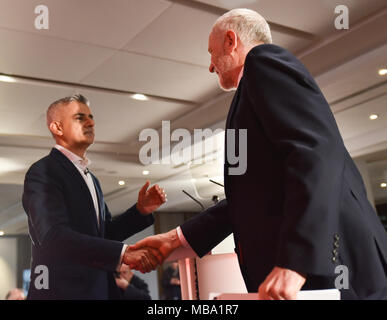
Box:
[55,145,100,228]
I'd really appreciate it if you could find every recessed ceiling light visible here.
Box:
[380,183,387,188]
[0,231,4,236]
[0,75,16,83]
[191,178,197,183]
[369,114,379,120]
[378,69,387,76]
[142,170,150,176]
[131,93,149,101]
[118,180,125,186]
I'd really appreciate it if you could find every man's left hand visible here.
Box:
[136,181,167,215]
[258,266,306,300]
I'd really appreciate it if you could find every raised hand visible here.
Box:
[129,229,182,262]
[136,181,167,215]
[123,246,163,273]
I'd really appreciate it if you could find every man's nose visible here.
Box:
[86,117,95,127]
[209,62,215,73]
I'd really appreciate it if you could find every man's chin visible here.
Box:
[83,136,94,146]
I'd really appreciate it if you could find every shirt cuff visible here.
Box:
[176,226,191,249]
[117,244,127,271]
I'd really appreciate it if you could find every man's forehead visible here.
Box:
[208,30,216,51]
[209,28,222,44]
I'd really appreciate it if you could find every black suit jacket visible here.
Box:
[22,148,154,299]
[181,44,387,299]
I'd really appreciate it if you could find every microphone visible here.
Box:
[83,168,90,175]
[209,179,224,188]
[182,190,205,211]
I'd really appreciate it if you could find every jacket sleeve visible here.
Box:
[88,176,154,242]
[22,164,123,272]
[180,199,232,257]
[243,46,345,276]
[104,204,154,242]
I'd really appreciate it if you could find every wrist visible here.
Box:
[167,229,182,250]
[136,202,147,215]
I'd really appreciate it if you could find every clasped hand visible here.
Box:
[123,246,163,273]
[123,230,182,273]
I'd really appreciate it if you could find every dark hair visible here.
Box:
[49,93,90,109]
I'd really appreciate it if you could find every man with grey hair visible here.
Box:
[22,94,165,299]
[131,8,387,300]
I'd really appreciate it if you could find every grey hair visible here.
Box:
[46,93,90,128]
[213,8,272,45]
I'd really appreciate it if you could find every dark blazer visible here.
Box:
[181,44,387,300]
[22,148,154,300]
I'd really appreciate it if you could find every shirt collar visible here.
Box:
[55,144,91,171]
[237,65,244,87]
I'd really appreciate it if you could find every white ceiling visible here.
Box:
[0,0,386,234]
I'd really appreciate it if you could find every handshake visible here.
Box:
[122,229,182,273]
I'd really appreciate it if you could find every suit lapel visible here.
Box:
[225,83,242,130]
[224,85,241,196]
[49,148,99,233]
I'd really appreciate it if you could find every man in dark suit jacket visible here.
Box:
[130,9,387,300]
[22,94,166,299]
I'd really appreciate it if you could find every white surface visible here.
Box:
[211,234,235,255]
[166,246,198,262]
[196,253,247,300]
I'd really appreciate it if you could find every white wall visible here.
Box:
[0,237,17,299]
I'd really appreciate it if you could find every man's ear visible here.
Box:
[49,121,63,136]
[224,29,238,53]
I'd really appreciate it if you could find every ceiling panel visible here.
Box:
[0,28,115,82]
[78,88,195,143]
[0,81,73,114]
[334,94,387,140]
[0,110,44,136]
[270,30,313,53]
[125,2,219,67]
[81,51,222,102]
[0,80,196,143]
[317,44,387,104]
[0,0,171,49]
[0,81,72,137]
[195,0,387,37]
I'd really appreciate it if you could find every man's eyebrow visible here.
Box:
[73,113,93,119]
